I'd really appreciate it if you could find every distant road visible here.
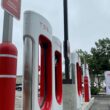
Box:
[91,95,110,110]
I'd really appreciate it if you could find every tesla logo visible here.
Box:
[40,22,51,34]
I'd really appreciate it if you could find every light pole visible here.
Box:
[63,0,70,83]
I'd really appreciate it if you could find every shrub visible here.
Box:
[91,86,100,95]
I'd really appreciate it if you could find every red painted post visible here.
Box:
[84,75,89,102]
[0,43,17,110]
[79,66,82,96]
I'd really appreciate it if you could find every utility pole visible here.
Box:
[63,0,70,83]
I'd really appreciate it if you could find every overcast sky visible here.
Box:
[0,0,110,75]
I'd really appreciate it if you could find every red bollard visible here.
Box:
[84,75,89,102]
[79,66,82,96]
[0,43,17,110]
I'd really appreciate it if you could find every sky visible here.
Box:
[0,0,110,75]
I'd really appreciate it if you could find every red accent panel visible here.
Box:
[76,63,80,96]
[38,35,52,110]
[79,66,82,95]
[0,43,17,110]
[39,46,45,105]
[55,51,62,105]
[84,76,89,102]
[76,63,82,96]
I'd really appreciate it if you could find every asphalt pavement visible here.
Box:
[91,95,110,110]
[15,91,110,110]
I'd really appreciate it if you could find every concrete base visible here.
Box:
[82,97,94,110]
[63,84,94,110]
[63,84,78,110]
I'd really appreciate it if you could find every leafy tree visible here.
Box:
[91,38,110,73]
[77,38,110,86]
[77,49,92,64]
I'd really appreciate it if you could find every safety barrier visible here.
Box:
[0,43,17,110]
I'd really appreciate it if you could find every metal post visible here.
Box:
[63,0,70,82]
[2,11,13,42]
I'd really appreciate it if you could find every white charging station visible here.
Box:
[82,64,91,102]
[70,52,82,110]
[23,11,52,110]
[52,36,63,110]
[85,64,91,100]
[78,57,83,105]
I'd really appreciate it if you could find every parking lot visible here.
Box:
[15,91,110,110]
[91,95,110,110]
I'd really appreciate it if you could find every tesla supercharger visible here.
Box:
[78,58,83,105]
[82,64,90,102]
[23,11,52,110]
[87,64,91,100]
[52,36,63,110]
[71,52,82,110]
[76,54,83,109]
[85,64,91,100]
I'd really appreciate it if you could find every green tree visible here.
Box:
[90,38,110,85]
[78,38,110,86]
[91,38,110,73]
[77,49,92,64]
